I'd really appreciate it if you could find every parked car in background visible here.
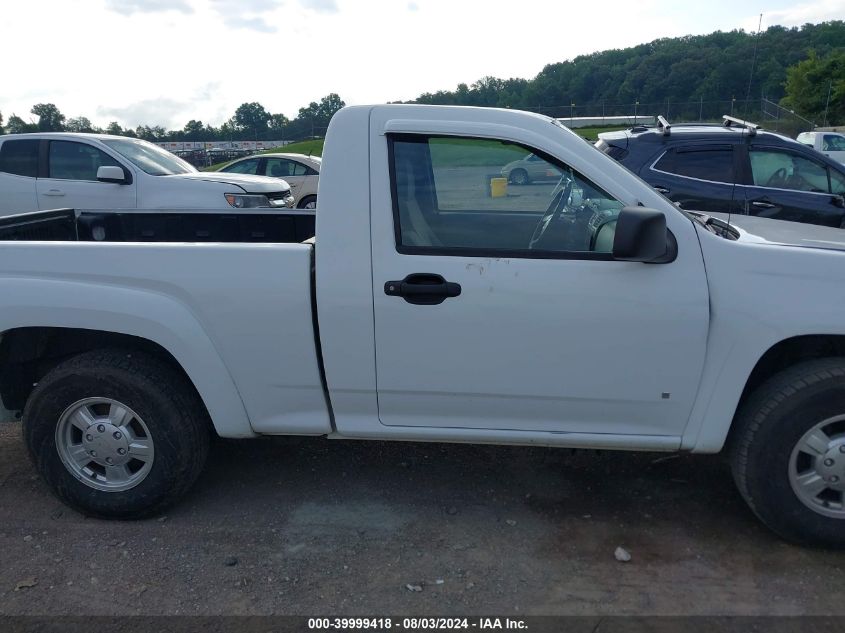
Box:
[220,153,320,209]
[0,133,295,216]
[501,152,561,185]
[797,131,845,165]
[596,116,845,228]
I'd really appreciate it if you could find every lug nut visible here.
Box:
[86,434,93,442]
[113,431,122,440]
[829,476,840,483]
[90,450,97,457]
[840,446,845,454]
[824,458,835,467]
[105,457,113,465]
[97,424,105,433]
[118,448,126,455]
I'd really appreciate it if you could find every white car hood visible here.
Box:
[710,212,845,253]
[170,172,291,194]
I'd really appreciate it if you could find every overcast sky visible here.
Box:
[2,0,843,130]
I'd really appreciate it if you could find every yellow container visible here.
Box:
[490,177,508,198]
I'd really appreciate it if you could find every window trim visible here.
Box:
[387,133,625,262]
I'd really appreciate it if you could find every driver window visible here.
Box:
[390,135,623,255]
[750,149,830,193]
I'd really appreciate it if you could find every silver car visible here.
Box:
[501,153,561,185]
[220,152,321,209]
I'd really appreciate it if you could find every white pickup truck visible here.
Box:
[3,105,845,547]
[797,130,845,165]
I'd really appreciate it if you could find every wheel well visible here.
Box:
[737,335,845,412]
[0,327,204,417]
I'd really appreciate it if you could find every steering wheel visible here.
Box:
[528,178,573,250]
[766,167,787,187]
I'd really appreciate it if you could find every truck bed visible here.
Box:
[0,215,330,437]
[0,208,315,243]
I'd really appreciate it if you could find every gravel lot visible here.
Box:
[2,419,845,616]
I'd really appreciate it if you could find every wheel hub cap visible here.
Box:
[55,397,155,492]
[81,422,131,466]
[789,415,845,518]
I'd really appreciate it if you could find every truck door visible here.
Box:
[37,140,136,211]
[369,130,709,438]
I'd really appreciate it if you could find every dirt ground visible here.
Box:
[1,419,844,616]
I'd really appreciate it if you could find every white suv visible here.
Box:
[0,133,295,216]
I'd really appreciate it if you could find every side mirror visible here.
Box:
[97,165,128,184]
[612,207,672,263]
[833,194,845,209]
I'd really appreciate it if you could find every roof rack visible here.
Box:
[656,115,671,136]
[722,115,760,136]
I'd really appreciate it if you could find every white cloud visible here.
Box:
[105,0,192,14]
[211,0,284,32]
[97,98,192,129]
[300,0,339,12]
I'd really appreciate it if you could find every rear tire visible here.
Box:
[23,349,210,519]
[729,358,845,547]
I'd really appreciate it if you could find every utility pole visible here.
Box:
[822,81,833,127]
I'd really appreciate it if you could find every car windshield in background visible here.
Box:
[101,139,196,176]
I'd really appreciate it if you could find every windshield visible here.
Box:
[101,138,196,176]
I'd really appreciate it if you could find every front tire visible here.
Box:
[730,358,845,547]
[298,195,317,210]
[509,168,529,186]
[23,349,210,519]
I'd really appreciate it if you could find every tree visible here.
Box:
[0,111,4,134]
[31,103,66,131]
[183,119,205,139]
[233,102,271,139]
[65,116,94,133]
[782,49,845,125]
[315,93,345,123]
[106,121,124,136]
[269,113,289,138]
[6,114,36,134]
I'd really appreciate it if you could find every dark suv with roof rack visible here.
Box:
[596,116,845,228]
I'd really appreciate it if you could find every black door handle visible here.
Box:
[384,273,461,305]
